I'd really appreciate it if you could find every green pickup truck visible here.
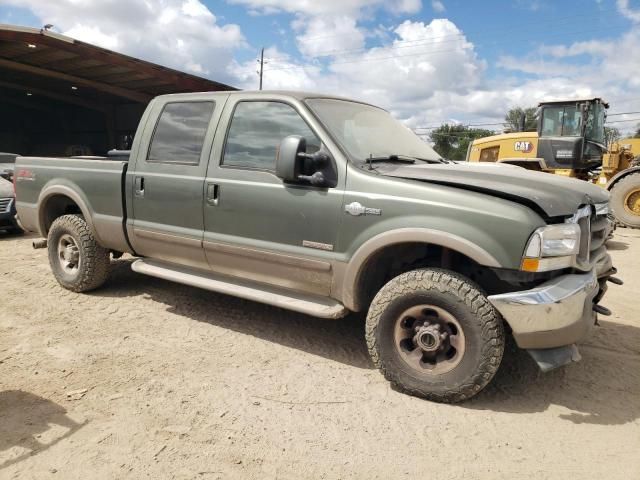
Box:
[15,91,620,402]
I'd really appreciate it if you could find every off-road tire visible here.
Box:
[365,268,504,403]
[609,173,640,229]
[47,214,111,292]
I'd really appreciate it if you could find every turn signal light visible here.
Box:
[521,258,540,272]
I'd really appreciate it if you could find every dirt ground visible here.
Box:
[1,228,639,480]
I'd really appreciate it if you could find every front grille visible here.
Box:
[569,203,611,271]
[0,197,12,213]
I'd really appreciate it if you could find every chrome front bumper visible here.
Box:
[488,270,599,349]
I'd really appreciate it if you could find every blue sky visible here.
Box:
[1,0,639,132]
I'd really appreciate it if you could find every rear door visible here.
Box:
[127,95,227,270]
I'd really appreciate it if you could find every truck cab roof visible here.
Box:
[154,90,383,109]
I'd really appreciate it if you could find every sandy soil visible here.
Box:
[1,228,639,479]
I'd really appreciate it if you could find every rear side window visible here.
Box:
[223,101,320,170]
[147,101,215,165]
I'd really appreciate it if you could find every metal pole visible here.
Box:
[259,48,264,90]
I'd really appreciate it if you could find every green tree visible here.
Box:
[429,124,496,160]
[604,126,621,146]
[504,106,538,132]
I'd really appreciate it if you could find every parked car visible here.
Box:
[0,176,22,233]
[14,91,620,402]
[0,152,19,181]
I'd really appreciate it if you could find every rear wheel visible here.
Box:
[610,173,640,229]
[47,214,111,292]
[365,268,504,403]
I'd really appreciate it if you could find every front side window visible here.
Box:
[148,101,215,165]
[584,104,606,145]
[223,101,320,170]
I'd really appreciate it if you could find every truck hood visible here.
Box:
[381,162,609,218]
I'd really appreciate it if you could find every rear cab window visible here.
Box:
[148,101,215,165]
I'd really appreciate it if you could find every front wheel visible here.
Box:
[47,214,111,292]
[609,173,640,229]
[365,268,504,403]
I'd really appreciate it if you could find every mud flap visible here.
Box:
[527,344,582,372]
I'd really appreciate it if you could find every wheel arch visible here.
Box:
[340,228,502,311]
[606,166,640,190]
[38,184,96,238]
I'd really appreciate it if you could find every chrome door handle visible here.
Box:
[206,183,219,206]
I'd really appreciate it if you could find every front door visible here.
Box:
[202,95,345,295]
[128,97,226,270]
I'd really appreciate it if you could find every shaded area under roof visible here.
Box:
[0,24,237,157]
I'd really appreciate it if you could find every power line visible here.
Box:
[296,10,618,43]
[414,121,505,130]
[265,24,620,72]
[606,117,640,124]
[299,11,621,59]
[412,112,640,131]
[608,110,640,116]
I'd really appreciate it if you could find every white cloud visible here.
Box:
[431,0,445,13]
[325,20,485,113]
[0,0,246,82]
[228,0,421,16]
[501,29,640,95]
[295,15,365,58]
[234,19,489,128]
[617,0,640,22]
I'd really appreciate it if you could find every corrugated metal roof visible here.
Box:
[0,24,237,109]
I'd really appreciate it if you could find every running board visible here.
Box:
[131,259,348,319]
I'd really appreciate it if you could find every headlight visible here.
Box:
[521,224,581,272]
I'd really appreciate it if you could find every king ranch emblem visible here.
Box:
[514,141,534,153]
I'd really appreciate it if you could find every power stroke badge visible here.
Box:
[345,201,382,216]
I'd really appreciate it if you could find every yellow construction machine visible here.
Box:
[466,98,640,228]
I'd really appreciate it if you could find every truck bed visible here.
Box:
[14,156,131,253]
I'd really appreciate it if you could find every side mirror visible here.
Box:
[276,135,337,187]
[276,135,306,183]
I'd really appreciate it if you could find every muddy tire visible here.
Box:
[47,214,110,292]
[365,268,504,403]
[610,173,640,229]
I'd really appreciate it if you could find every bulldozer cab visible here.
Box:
[536,98,608,171]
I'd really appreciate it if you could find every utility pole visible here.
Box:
[257,48,264,90]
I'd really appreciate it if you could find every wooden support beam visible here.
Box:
[0,80,108,112]
[0,57,151,103]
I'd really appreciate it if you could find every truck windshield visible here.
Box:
[306,98,442,164]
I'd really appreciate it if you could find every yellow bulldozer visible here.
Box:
[466,98,640,228]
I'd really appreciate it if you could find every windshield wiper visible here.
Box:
[364,155,416,171]
[367,154,417,164]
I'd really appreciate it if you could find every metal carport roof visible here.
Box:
[0,23,236,111]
